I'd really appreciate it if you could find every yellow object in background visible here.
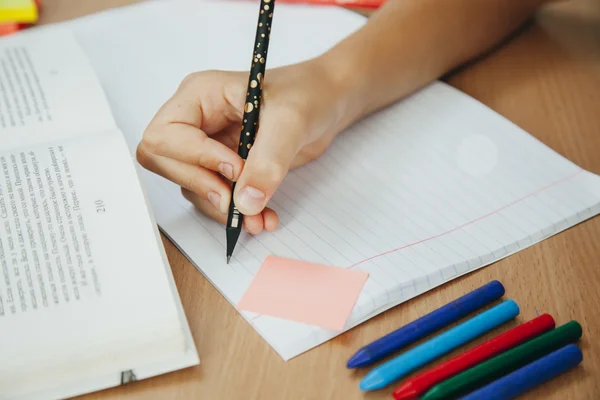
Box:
[0,0,38,23]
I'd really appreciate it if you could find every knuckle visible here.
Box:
[184,169,209,196]
[184,174,201,194]
[251,160,287,186]
[195,135,211,166]
[276,102,306,125]
[179,70,221,90]
[180,71,203,88]
[299,146,322,164]
[140,129,165,156]
[271,103,310,140]
[180,187,195,203]
[184,177,197,193]
[135,142,152,167]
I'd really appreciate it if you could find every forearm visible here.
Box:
[321,0,552,124]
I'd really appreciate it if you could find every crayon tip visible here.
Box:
[392,381,419,400]
[488,280,505,295]
[347,348,372,368]
[419,386,444,400]
[359,370,388,391]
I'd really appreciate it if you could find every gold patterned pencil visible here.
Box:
[226,0,275,263]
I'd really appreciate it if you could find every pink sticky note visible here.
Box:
[237,256,369,331]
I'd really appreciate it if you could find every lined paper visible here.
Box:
[44,0,600,359]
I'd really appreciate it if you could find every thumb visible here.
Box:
[233,112,304,216]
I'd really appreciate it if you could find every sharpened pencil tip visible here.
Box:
[227,255,231,264]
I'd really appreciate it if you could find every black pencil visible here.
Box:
[226,0,275,263]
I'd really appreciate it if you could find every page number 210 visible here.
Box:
[95,200,106,213]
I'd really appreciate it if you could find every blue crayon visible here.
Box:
[458,344,583,400]
[360,299,519,391]
[347,280,505,368]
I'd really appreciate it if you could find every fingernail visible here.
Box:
[238,186,265,212]
[207,191,223,212]
[219,163,234,180]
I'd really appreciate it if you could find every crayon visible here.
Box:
[421,321,582,400]
[359,299,519,391]
[392,314,555,400]
[348,280,505,368]
[459,344,583,400]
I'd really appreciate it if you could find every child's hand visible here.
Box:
[136,0,551,235]
[136,58,355,234]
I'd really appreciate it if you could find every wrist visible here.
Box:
[312,50,371,134]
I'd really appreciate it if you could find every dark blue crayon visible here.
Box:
[347,280,505,368]
[459,344,583,400]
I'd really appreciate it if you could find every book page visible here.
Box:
[0,129,188,397]
[48,0,600,360]
[0,29,115,150]
[0,28,197,398]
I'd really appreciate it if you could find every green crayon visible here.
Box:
[421,321,582,400]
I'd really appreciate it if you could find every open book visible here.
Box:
[27,0,600,362]
[0,30,198,399]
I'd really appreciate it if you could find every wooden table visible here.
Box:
[39,0,600,399]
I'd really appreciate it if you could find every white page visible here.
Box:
[0,130,189,396]
[0,30,198,398]
[0,29,115,149]
[39,0,600,360]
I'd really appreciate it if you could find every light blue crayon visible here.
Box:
[360,299,520,391]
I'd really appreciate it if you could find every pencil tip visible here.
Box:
[227,255,231,264]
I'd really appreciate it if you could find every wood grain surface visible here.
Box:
[35,0,600,399]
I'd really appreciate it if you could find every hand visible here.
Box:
[136,58,356,235]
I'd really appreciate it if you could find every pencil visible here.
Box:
[226,0,275,263]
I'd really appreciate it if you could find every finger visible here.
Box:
[243,213,265,235]
[137,145,231,214]
[234,108,306,215]
[181,188,269,235]
[181,188,230,224]
[262,207,279,232]
[212,125,248,151]
[153,71,243,134]
[140,123,244,181]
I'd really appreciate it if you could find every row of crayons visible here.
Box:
[0,0,41,37]
[347,281,584,399]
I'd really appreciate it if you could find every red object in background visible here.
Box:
[0,0,42,36]
[392,314,556,400]
[0,23,21,36]
[277,0,385,8]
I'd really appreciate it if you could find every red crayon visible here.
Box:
[392,314,555,400]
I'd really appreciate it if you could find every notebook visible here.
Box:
[28,0,600,361]
[0,29,198,399]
